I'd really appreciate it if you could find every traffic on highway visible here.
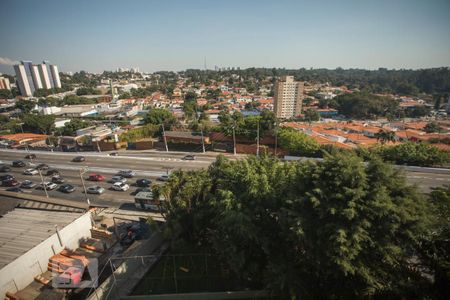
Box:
[0,153,174,207]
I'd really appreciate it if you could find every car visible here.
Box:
[12,160,26,167]
[6,187,23,193]
[3,179,19,187]
[157,174,170,182]
[88,174,105,181]
[110,176,127,183]
[117,170,135,178]
[131,187,152,195]
[182,155,196,161]
[108,152,119,156]
[52,176,65,184]
[111,182,129,191]
[136,179,151,187]
[36,163,49,170]
[21,180,36,189]
[0,165,11,172]
[87,185,105,194]
[0,174,14,182]
[36,182,58,190]
[46,169,60,176]
[23,168,39,175]
[58,184,75,193]
[25,153,37,159]
[72,156,85,162]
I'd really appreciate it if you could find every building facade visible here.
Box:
[274,76,304,119]
[14,60,62,96]
[0,77,11,90]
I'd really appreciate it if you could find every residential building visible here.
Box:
[13,60,61,96]
[13,64,32,96]
[274,76,304,119]
[0,77,11,90]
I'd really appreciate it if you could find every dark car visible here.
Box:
[182,155,196,161]
[72,156,85,162]
[46,169,60,176]
[21,180,36,189]
[52,176,65,184]
[0,165,11,172]
[136,179,151,187]
[117,170,135,178]
[12,160,26,167]
[6,187,23,193]
[58,184,75,193]
[108,152,119,156]
[25,153,37,159]
[0,174,14,181]
[36,163,49,170]
[3,179,19,187]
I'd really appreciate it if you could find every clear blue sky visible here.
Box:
[1,0,449,74]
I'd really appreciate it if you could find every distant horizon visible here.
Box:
[1,0,449,75]
[1,63,449,76]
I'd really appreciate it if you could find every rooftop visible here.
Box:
[0,208,84,269]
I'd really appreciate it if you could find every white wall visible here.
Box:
[0,212,92,298]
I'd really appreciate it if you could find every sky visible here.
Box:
[0,0,449,74]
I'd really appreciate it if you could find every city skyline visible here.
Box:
[1,0,450,74]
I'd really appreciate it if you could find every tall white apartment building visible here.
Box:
[14,60,62,96]
[0,77,11,90]
[274,76,304,119]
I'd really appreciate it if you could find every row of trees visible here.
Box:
[155,154,449,299]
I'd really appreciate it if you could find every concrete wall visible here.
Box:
[0,212,92,298]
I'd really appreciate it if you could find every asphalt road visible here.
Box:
[1,150,449,208]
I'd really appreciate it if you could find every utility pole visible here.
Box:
[161,124,168,152]
[274,120,278,156]
[200,128,206,154]
[232,124,237,156]
[37,168,49,198]
[256,118,260,157]
[80,168,90,205]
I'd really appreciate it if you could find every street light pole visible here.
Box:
[37,168,49,198]
[232,125,236,156]
[161,124,168,152]
[80,168,90,205]
[200,128,206,154]
[274,120,278,156]
[256,118,260,157]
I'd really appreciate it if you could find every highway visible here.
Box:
[0,150,449,208]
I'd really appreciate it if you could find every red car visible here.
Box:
[88,174,105,181]
[3,179,20,187]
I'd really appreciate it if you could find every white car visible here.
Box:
[37,182,58,190]
[110,176,127,183]
[111,182,129,191]
[23,168,38,175]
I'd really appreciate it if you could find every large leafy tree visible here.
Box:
[144,108,176,127]
[160,153,444,299]
[278,127,320,156]
[22,114,55,134]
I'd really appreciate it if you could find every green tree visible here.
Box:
[424,121,443,133]
[22,114,55,134]
[15,100,36,114]
[144,108,177,129]
[278,127,320,156]
[304,108,320,123]
[160,153,439,299]
[374,129,396,144]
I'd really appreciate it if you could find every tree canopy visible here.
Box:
[332,92,399,119]
[156,153,446,299]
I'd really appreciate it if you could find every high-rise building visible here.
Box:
[273,76,304,119]
[14,64,32,96]
[0,77,11,90]
[50,65,61,88]
[14,60,61,96]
